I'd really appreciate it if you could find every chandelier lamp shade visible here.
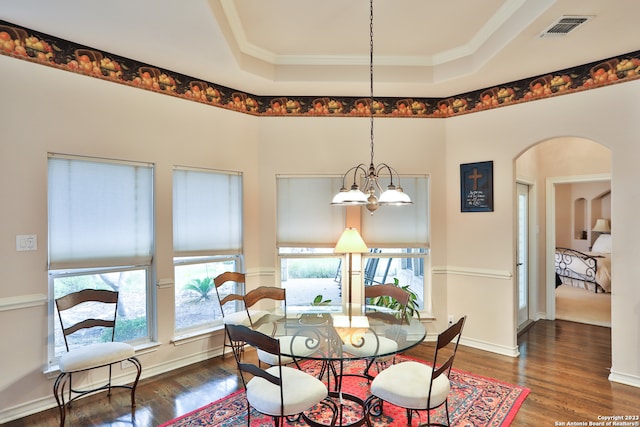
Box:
[331,0,412,214]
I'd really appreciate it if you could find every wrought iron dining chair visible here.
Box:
[364,316,466,427]
[364,283,410,323]
[53,289,142,427]
[342,283,411,378]
[243,286,287,333]
[244,286,314,367]
[214,271,266,358]
[226,324,338,427]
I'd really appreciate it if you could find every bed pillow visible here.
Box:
[592,234,612,253]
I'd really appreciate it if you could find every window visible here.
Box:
[173,167,243,334]
[277,176,345,308]
[276,175,430,314]
[361,176,430,313]
[362,248,427,306]
[48,154,154,362]
[279,247,343,307]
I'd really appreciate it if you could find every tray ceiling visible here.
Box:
[1,0,638,97]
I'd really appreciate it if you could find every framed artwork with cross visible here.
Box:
[460,161,494,212]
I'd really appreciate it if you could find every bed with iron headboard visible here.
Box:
[555,234,611,293]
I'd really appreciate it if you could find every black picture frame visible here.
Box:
[460,161,494,212]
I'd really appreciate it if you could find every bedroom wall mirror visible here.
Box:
[573,198,587,240]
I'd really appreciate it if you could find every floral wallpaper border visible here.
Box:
[2,19,640,118]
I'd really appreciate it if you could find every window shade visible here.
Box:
[173,167,242,256]
[48,155,154,269]
[361,175,429,247]
[277,176,346,247]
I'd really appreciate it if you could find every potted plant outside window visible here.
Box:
[367,278,420,324]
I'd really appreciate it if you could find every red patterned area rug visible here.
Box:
[159,355,529,427]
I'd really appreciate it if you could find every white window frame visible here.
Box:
[361,175,431,315]
[276,174,431,315]
[172,166,243,335]
[276,175,346,308]
[47,153,155,366]
[362,248,431,315]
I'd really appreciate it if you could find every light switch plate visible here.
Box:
[16,235,37,251]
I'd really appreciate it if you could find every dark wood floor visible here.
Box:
[6,320,640,426]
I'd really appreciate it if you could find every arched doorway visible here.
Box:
[515,137,611,328]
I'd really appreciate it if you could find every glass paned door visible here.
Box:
[517,183,529,328]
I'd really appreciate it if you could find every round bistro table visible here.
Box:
[252,304,426,427]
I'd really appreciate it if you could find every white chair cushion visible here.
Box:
[223,309,268,327]
[343,332,398,359]
[246,365,328,416]
[58,342,135,373]
[257,348,287,366]
[257,335,317,365]
[370,361,450,410]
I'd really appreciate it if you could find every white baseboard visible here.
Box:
[422,332,519,357]
[0,394,54,425]
[608,370,640,388]
[460,336,520,358]
[0,346,225,424]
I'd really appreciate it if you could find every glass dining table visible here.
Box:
[250,304,426,427]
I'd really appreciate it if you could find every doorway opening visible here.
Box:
[515,137,611,330]
[547,176,611,327]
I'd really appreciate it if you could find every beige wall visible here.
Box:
[555,181,611,251]
[2,52,640,421]
[0,55,261,416]
[444,88,639,384]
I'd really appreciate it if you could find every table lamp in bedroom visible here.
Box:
[592,218,610,234]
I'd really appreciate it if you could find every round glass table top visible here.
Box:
[251,304,426,362]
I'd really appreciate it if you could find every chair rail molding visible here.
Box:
[156,278,174,289]
[246,267,276,278]
[0,293,47,311]
[432,265,512,280]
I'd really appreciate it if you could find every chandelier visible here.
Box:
[331,0,412,214]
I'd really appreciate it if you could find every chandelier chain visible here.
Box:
[330,0,412,212]
[369,0,375,167]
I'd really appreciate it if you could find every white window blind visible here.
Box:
[277,176,346,247]
[361,175,429,247]
[48,155,154,269]
[173,167,242,256]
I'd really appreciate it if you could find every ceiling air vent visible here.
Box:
[539,15,593,38]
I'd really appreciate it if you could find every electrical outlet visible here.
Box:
[448,315,454,326]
